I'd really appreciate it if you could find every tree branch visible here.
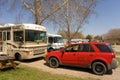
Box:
[21,0,35,15]
[40,0,68,24]
[72,1,95,39]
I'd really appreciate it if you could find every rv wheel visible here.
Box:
[15,53,22,61]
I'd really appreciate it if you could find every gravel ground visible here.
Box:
[113,45,120,52]
[20,58,120,80]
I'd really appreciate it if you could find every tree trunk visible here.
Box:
[34,0,41,25]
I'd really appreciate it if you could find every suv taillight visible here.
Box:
[112,53,115,58]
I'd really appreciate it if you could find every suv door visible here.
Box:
[61,44,79,65]
[77,44,95,67]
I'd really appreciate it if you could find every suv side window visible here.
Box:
[95,44,113,52]
[65,45,79,52]
[79,44,94,52]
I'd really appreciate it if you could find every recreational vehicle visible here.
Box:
[0,24,47,60]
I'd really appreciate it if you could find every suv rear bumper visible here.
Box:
[108,59,118,70]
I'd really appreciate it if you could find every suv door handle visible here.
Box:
[89,54,94,56]
[73,54,76,56]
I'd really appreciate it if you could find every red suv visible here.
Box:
[45,42,118,75]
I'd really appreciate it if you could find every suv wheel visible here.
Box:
[49,57,59,68]
[92,62,107,75]
[49,48,54,52]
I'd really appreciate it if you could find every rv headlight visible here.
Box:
[52,45,57,48]
[26,51,30,55]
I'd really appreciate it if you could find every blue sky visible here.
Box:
[82,0,120,36]
[0,0,120,36]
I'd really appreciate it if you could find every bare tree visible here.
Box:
[86,34,93,42]
[58,29,84,39]
[0,0,68,24]
[94,35,102,42]
[103,28,120,44]
[0,0,97,43]
[52,0,97,44]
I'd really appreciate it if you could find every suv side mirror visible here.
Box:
[61,50,65,57]
[62,50,64,53]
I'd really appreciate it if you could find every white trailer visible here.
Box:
[47,33,64,52]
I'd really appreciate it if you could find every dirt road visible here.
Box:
[20,58,120,80]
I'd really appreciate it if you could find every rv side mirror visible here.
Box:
[19,36,23,42]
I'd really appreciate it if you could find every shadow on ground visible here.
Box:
[20,57,44,63]
[19,57,113,75]
[44,62,113,75]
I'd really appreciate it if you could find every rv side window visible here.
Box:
[7,32,10,40]
[48,37,53,43]
[0,32,2,41]
[3,32,6,41]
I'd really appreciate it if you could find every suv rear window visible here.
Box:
[95,44,114,52]
[79,44,94,52]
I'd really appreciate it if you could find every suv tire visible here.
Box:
[92,62,107,75]
[49,57,59,68]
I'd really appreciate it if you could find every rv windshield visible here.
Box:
[54,37,63,43]
[25,30,46,43]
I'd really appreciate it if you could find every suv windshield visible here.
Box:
[95,44,114,53]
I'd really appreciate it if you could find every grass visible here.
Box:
[116,52,120,55]
[115,51,120,67]
[0,65,99,80]
[116,58,120,67]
